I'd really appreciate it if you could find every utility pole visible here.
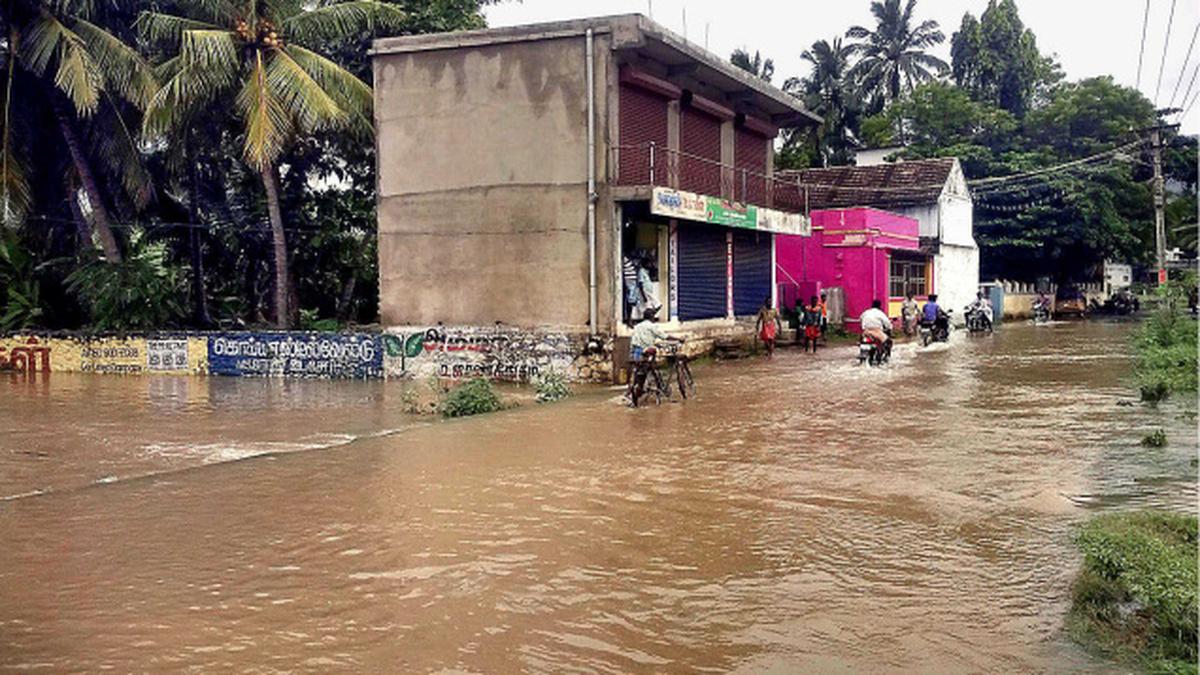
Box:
[1144,116,1181,286]
[1151,126,1166,285]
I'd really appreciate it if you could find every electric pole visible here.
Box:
[1151,126,1166,284]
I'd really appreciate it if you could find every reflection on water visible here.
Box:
[0,320,1194,672]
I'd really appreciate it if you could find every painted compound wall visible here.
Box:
[0,335,208,375]
[381,326,610,383]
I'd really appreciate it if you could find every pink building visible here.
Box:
[775,208,931,332]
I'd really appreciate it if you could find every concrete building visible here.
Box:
[370,14,818,353]
[778,158,980,320]
[775,208,926,331]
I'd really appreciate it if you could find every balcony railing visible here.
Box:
[611,142,809,214]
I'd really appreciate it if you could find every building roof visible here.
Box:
[370,14,820,128]
[778,158,959,210]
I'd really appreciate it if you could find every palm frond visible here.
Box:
[72,18,157,109]
[0,142,31,227]
[89,94,154,207]
[135,12,221,48]
[236,52,292,170]
[20,13,103,115]
[265,48,345,134]
[281,1,406,46]
[286,44,371,133]
[142,54,233,139]
[179,29,239,72]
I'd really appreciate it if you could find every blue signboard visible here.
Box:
[207,333,383,379]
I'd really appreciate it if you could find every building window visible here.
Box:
[890,258,928,297]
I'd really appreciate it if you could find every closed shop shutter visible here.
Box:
[677,224,728,321]
[680,108,722,196]
[734,128,768,205]
[618,84,669,184]
[733,230,771,316]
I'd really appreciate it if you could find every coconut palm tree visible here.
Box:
[1,0,157,261]
[137,0,404,328]
[845,0,948,112]
[785,38,860,166]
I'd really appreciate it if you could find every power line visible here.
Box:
[1167,23,1200,107]
[1176,61,1200,118]
[1137,0,1152,89]
[1154,0,1178,105]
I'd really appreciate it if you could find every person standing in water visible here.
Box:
[801,296,822,354]
[755,297,782,358]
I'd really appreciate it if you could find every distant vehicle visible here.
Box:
[1099,287,1140,315]
[964,304,993,334]
[1055,285,1088,318]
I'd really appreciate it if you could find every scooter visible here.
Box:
[964,304,993,334]
[1032,301,1052,324]
[919,309,953,346]
[858,330,892,366]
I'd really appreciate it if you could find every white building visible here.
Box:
[780,157,980,321]
[1103,260,1132,297]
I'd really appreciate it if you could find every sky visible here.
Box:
[484,0,1200,135]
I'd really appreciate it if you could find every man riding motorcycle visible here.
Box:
[920,294,951,344]
[859,300,893,364]
[965,292,994,331]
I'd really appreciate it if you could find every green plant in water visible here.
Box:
[439,377,502,418]
[534,370,571,403]
[1140,429,1168,448]
[1068,511,1198,674]
[1134,275,1198,403]
[64,230,186,331]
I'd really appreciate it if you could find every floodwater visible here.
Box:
[0,321,1195,673]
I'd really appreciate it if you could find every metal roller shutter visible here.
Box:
[677,224,728,321]
[618,84,669,184]
[734,128,768,205]
[733,230,771,316]
[680,108,722,196]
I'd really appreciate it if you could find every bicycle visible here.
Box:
[659,341,695,400]
[626,347,669,407]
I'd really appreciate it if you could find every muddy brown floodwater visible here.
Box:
[0,320,1195,673]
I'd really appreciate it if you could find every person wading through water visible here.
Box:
[755,297,782,358]
[801,296,822,354]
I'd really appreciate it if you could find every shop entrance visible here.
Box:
[620,203,669,325]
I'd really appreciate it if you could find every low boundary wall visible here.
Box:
[0,329,614,383]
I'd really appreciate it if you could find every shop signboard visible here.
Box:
[651,187,809,236]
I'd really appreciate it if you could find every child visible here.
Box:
[755,297,782,358]
[802,296,822,354]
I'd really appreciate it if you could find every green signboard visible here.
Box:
[705,198,757,229]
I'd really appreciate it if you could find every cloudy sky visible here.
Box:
[485,0,1199,135]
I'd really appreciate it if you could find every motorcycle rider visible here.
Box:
[966,292,993,330]
[859,299,893,352]
[1033,290,1052,320]
[922,293,949,334]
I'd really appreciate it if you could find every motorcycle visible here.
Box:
[964,303,993,334]
[1032,300,1052,324]
[858,330,892,366]
[919,309,952,346]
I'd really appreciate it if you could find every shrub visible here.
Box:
[439,378,502,418]
[64,231,185,331]
[1069,511,1198,673]
[1134,276,1198,402]
[534,370,571,403]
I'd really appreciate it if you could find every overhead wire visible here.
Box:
[1176,61,1200,117]
[1167,23,1200,107]
[1137,0,1152,90]
[1154,0,1178,105]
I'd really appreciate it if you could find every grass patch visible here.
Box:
[1140,430,1168,448]
[1068,511,1198,674]
[439,378,503,418]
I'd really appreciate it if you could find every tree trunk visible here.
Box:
[336,275,357,322]
[51,96,122,263]
[187,145,212,327]
[260,163,291,329]
[64,175,92,250]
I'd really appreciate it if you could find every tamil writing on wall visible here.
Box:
[207,333,383,379]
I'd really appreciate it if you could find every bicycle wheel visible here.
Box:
[676,360,695,399]
[648,368,667,405]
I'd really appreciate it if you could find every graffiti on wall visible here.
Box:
[382,326,578,382]
[207,333,383,379]
[0,336,52,372]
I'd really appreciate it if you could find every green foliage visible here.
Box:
[439,377,502,418]
[845,0,948,110]
[64,231,185,330]
[950,0,1060,117]
[534,370,571,404]
[730,49,774,83]
[0,230,46,330]
[1133,276,1199,402]
[1070,511,1198,673]
[1140,430,1168,448]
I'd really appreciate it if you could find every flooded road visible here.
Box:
[0,320,1195,672]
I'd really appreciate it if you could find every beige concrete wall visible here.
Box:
[375,35,613,330]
